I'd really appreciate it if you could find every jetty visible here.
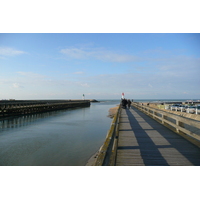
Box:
[0,100,90,118]
[93,102,200,166]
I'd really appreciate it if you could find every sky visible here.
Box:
[0,33,200,100]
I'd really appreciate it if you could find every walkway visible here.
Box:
[115,106,200,166]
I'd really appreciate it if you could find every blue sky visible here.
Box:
[0,33,200,100]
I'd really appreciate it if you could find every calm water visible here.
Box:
[0,98,198,166]
[0,100,120,166]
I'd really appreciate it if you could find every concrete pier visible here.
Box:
[0,100,90,118]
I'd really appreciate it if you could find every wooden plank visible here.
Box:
[115,107,200,166]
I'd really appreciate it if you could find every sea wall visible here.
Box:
[0,100,90,118]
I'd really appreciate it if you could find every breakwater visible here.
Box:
[0,100,90,118]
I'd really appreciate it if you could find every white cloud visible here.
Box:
[12,83,23,89]
[80,83,89,87]
[60,47,137,62]
[96,52,136,62]
[17,71,46,79]
[0,47,27,56]
[60,48,90,59]
[13,83,19,88]
[148,84,153,88]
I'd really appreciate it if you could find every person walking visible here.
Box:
[121,98,128,109]
[127,99,131,109]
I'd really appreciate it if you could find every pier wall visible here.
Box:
[94,105,121,166]
[0,100,90,118]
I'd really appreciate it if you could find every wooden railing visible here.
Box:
[94,105,121,166]
[132,102,200,148]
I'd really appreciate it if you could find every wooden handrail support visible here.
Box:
[94,105,121,166]
[132,103,200,148]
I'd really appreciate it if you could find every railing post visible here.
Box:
[161,113,164,124]
[176,119,180,133]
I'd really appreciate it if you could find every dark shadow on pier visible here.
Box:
[124,107,200,166]
[123,108,169,166]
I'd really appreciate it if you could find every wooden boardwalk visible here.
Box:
[116,106,200,166]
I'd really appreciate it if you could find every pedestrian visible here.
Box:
[127,99,131,109]
[121,98,128,109]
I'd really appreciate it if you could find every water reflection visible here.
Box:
[0,101,118,166]
[0,108,86,131]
